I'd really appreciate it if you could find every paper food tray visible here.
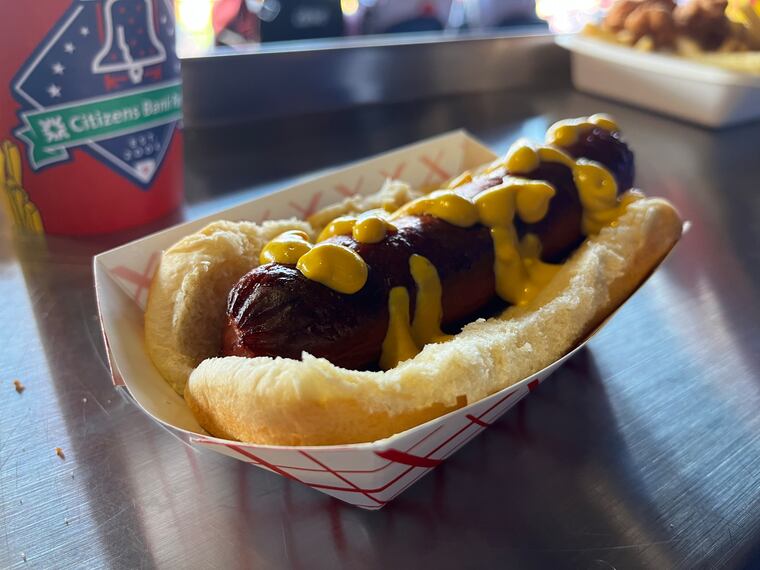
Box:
[94,129,676,509]
[557,34,760,128]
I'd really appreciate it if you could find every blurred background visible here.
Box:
[175,0,616,55]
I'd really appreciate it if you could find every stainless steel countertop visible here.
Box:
[1,88,759,569]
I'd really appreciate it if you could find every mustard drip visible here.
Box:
[546,114,619,147]
[317,215,357,242]
[505,140,541,173]
[379,286,419,370]
[537,146,577,169]
[409,254,451,346]
[488,225,530,304]
[474,182,560,305]
[503,139,629,236]
[352,214,395,244]
[317,210,395,243]
[259,230,313,265]
[390,190,479,228]
[296,243,368,294]
[519,233,562,297]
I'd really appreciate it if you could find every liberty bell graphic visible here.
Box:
[91,0,167,84]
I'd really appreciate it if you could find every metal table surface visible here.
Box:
[1,88,759,570]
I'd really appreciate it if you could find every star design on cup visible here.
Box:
[51,62,65,75]
[47,84,62,98]
[63,42,75,54]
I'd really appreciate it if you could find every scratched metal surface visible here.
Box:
[1,88,760,570]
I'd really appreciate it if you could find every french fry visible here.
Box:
[0,145,7,187]
[11,187,26,225]
[685,51,760,74]
[24,202,44,234]
[6,142,21,186]
[1,142,21,227]
[30,208,44,234]
[1,186,22,229]
[0,140,44,234]
[24,202,36,231]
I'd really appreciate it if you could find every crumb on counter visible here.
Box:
[55,447,65,460]
[13,379,25,393]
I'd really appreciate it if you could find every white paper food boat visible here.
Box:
[557,34,760,128]
[94,130,673,509]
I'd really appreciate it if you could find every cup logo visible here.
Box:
[11,0,181,186]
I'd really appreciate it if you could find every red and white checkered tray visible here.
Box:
[93,130,661,509]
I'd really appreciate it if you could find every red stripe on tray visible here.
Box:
[374,449,443,468]
[420,150,450,182]
[370,389,520,470]
[208,387,524,502]
[379,162,406,180]
[299,451,385,506]
[110,252,158,304]
[466,414,491,428]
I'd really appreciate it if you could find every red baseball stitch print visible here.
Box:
[379,162,406,180]
[289,191,322,218]
[420,150,450,185]
[256,209,271,224]
[111,251,158,305]
[334,176,364,197]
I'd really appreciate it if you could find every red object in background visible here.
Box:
[0,0,183,236]
[212,0,243,34]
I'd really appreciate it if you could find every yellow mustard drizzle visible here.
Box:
[381,254,452,369]
[296,243,368,294]
[316,209,395,243]
[473,181,559,305]
[379,287,419,370]
[409,254,451,346]
[504,141,635,236]
[317,215,356,242]
[545,113,619,148]
[259,230,313,265]
[352,214,395,244]
[505,141,541,173]
[390,189,478,227]
[255,115,638,370]
[519,233,562,299]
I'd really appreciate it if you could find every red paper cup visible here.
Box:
[0,0,183,236]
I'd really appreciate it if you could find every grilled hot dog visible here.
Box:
[222,124,635,370]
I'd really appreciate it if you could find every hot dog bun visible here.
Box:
[145,218,312,395]
[182,197,682,445]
